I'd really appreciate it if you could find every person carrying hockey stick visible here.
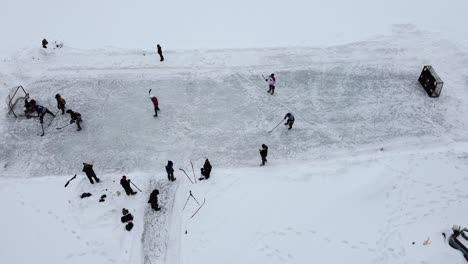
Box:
[284,113,295,130]
[265,73,276,95]
[55,94,66,115]
[149,94,160,117]
[66,109,82,131]
[259,144,268,166]
[120,175,137,195]
[34,103,55,124]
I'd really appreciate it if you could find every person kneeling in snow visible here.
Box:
[120,176,137,195]
[66,109,82,131]
[199,158,212,180]
[148,189,161,211]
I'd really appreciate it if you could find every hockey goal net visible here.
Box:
[5,85,28,118]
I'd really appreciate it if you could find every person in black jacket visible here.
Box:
[165,161,175,181]
[82,163,100,184]
[259,144,268,166]
[42,38,48,49]
[66,109,82,131]
[148,189,160,211]
[120,175,137,195]
[157,44,164,62]
[284,113,295,130]
[35,104,55,124]
[199,158,212,180]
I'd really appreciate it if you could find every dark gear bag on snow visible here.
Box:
[125,222,134,231]
[121,213,134,223]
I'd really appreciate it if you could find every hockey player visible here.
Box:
[35,104,55,124]
[165,161,176,181]
[259,144,268,166]
[265,73,276,95]
[148,189,161,211]
[149,94,160,117]
[66,109,82,131]
[82,163,100,184]
[157,44,164,62]
[42,38,48,49]
[24,95,36,117]
[199,159,212,180]
[55,94,66,115]
[284,113,295,130]
[120,175,137,195]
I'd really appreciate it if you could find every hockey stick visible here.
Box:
[268,118,285,133]
[149,89,152,95]
[46,110,59,128]
[261,74,266,81]
[129,180,142,192]
[190,198,206,218]
[189,190,200,205]
[64,174,77,187]
[179,168,194,184]
[190,161,197,183]
[56,123,72,130]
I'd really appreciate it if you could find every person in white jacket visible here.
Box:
[265,73,276,95]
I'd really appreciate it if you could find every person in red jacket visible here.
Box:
[149,94,160,117]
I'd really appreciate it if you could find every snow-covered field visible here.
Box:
[1,22,468,264]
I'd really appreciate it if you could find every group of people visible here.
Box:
[80,158,212,212]
[24,93,83,131]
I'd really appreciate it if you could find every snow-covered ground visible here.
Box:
[1,24,468,263]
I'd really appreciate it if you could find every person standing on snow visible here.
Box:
[55,94,66,115]
[148,189,161,211]
[149,94,160,117]
[42,38,48,49]
[120,175,137,195]
[82,163,100,184]
[35,103,55,124]
[284,113,295,130]
[165,161,176,181]
[157,44,164,62]
[66,109,82,131]
[265,73,276,95]
[199,158,212,180]
[259,144,268,166]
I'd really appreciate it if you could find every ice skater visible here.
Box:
[66,109,82,131]
[34,103,55,124]
[259,144,268,166]
[55,94,66,115]
[265,73,276,95]
[284,113,295,130]
[149,94,160,117]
